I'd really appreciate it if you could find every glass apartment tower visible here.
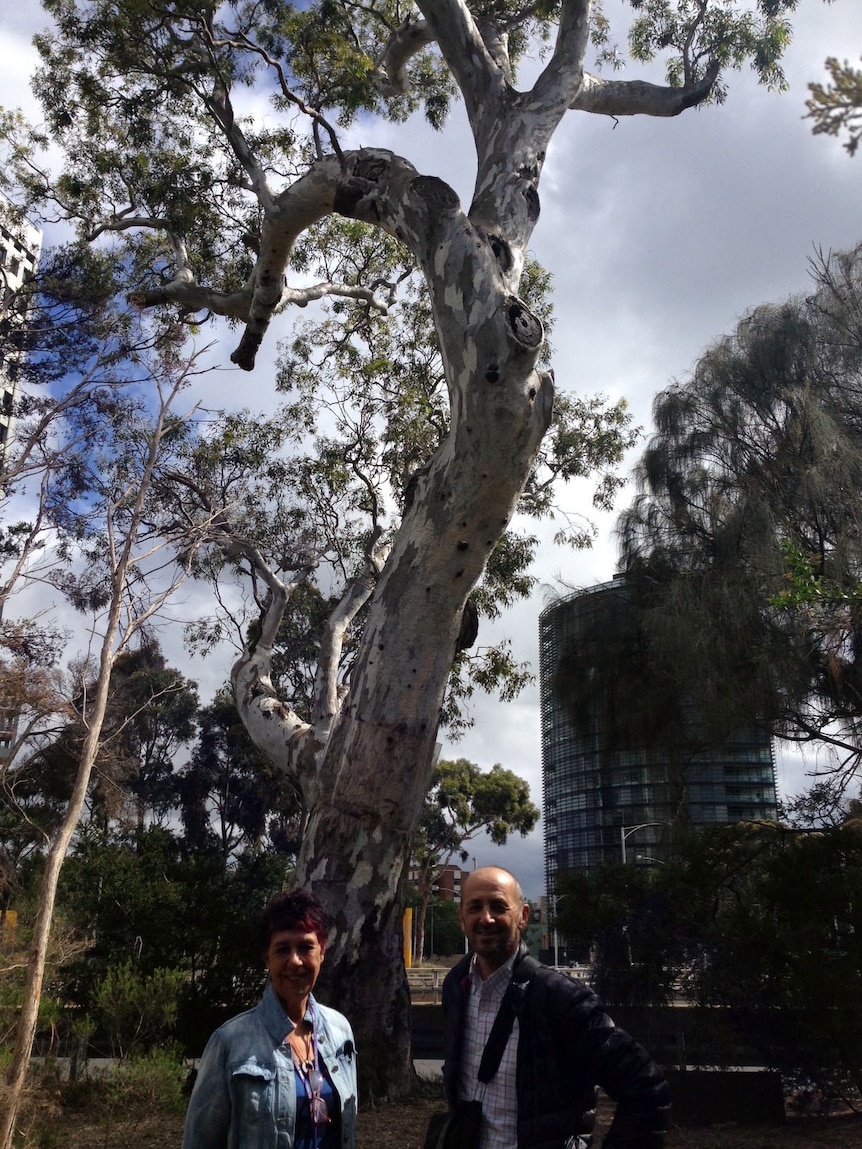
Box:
[540,576,777,892]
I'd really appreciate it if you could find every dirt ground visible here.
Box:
[55,1093,862,1149]
[359,1095,862,1149]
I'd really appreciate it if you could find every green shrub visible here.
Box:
[92,961,186,1059]
[106,1046,187,1115]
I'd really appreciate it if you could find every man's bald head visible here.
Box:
[459,866,530,976]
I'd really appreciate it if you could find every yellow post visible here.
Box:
[403,907,413,968]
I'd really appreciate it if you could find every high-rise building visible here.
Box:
[0,206,42,763]
[0,205,42,458]
[540,576,777,892]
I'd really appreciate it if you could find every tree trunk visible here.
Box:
[0,654,116,1149]
[415,885,433,967]
[291,289,553,1091]
[223,160,556,1087]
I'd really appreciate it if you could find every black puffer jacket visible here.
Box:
[441,945,670,1149]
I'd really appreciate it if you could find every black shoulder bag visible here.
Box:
[423,957,539,1149]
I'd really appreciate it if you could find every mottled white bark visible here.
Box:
[572,62,720,117]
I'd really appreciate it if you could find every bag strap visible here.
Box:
[476,954,539,1084]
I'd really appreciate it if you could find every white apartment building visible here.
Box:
[0,206,42,456]
[0,206,41,762]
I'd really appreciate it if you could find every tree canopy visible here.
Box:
[617,244,862,786]
[411,756,538,957]
[807,51,862,156]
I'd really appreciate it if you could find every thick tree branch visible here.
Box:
[312,535,391,752]
[158,468,322,786]
[372,18,437,96]
[415,0,507,133]
[123,151,410,361]
[228,558,315,786]
[529,0,591,117]
[572,63,720,118]
[203,76,277,206]
[230,150,451,369]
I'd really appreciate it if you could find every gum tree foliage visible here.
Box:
[178,688,304,861]
[807,52,862,156]
[57,823,293,1051]
[0,228,212,1146]
[100,641,200,834]
[617,246,862,788]
[10,0,809,1094]
[27,641,201,837]
[411,756,538,959]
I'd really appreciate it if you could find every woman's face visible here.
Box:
[265,928,325,1013]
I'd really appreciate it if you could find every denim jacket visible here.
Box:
[182,982,358,1149]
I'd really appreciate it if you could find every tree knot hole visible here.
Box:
[411,175,460,214]
[489,234,513,272]
[506,298,543,352]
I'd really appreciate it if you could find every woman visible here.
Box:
[182,888,357,1149]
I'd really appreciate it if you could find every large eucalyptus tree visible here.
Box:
[11,0,806,1094]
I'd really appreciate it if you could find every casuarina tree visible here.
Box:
[618,245,862,785]
[7,0,809,1096]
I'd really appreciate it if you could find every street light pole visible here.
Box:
[620,822,665,864]
[551,894,566,967]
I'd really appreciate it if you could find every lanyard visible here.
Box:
[290,1005,330,1144]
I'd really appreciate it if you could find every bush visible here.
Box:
[96,1047,187,1148]
[92,961,186,1059]
[106,1046,187,1114]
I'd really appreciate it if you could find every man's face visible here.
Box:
[459,868,530,975]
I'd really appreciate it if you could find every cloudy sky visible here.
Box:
[2,1,861,898]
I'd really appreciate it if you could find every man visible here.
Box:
[441,866,670,1149]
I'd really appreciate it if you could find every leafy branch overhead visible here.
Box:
[807,53,862,156]
[22,0,792,369]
